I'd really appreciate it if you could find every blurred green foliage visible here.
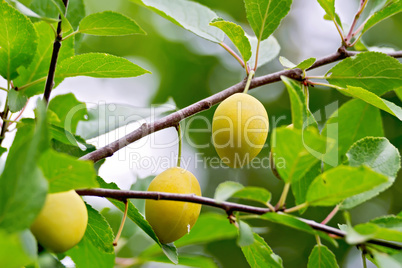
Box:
[75,0,402,267]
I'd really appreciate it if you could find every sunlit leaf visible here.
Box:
[0,1,37,80]
[306,166,388,206]
[39,149,98,193]
[307,244,339,268]
[57,53,150,79]
[131,0,223,42]
[322,99,383,169]
[0,100,49,232]
[326,52,402,96]
[210,18,252,62]
[341,137,400,209]
[244,0,292,41]
[78,11,146,36]
[241,232,283,268]
[14,21,74,98]
[362,1,402,34]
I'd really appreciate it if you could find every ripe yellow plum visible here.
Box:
[145,167,201,244]
[212,93,269,168]
[30,190,88,253]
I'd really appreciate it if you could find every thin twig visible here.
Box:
[321,205,339,225]
[220,42,245,69]
[345,0,368,45]
[76,188,402,250]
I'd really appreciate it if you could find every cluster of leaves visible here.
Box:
[0,0,401,267]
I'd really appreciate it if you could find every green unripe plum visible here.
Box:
[212,93,269,168]
[30,190,88,253]
[145,167,202,244]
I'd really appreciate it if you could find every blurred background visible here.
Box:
[2,0,402,267]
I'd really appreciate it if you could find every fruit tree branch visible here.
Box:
[76,188,402,250]
[43,0,69,104]
[79,48,402,163]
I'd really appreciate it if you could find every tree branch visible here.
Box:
[43,0,69,104]
[76,188,402,250]
[79,48,402,163]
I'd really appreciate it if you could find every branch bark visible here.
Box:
[43,0,69,104]
[80,48,402,163]
[76,188,402,250]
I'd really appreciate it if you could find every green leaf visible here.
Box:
[395,87,402,102]
[326,52,402,96]
[279,56,296,68]
[161,243,178,264]
[214,181,244,201]
[8,88,28,113]
[0,0,38,80]
[76,99,176,140]
[244,0,292,41]
[96,177,178,263]
[238,220,254,247]
[260,212,338,246]
[247,34,280,69]
[296,57,316,70]
[7,0,59,23]
[66,232,115,268]
[210,18,252,62]
[141,213,237,257]
[340,223,372,245]
[306,165,388,206]
[307,244,339,268]
[84,204,115,254]
[281,76,317,130]
[48,93,87,134]
[30,0,85,30]
[129,176,154,215]
[336,86,402,120]
[373,251,402,268]
[279,57,316,70]
[232,187,272,206]
[261,212,315,234]
[142,254,218,268]
[362,1,402,34]
[322,99,383,169]
[14,21,74,97]
[291,162,321,208]
[38,150,98,193]
[351,215,402,244]
[131,0,224,43]
[241,232,283,268]
[57,53,150,80]
[64,0,85,30]
[174,213,238,247]
[341,137,401,209]
[96,177,160,245]
[0,229,37,268]
[316,0,335,20]
[0,100,49,232]
[78,11,146,36]
[271,127,329,183]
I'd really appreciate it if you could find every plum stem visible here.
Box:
[243,70,255,94]
[175,124,182,167]
[113,199,129,246]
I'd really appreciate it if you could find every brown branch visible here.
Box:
[79,48,402,163]
[76,188,402,250]
[43,0,69,104]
